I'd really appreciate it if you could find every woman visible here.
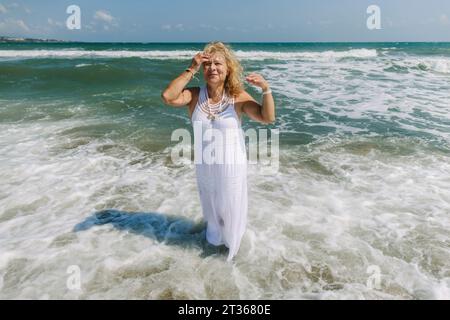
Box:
[161,42,275,261]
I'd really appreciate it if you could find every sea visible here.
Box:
[0,42,449,299]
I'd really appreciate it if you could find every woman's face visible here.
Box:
[203,53,228,85]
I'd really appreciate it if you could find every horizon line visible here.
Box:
[1,39,450,45]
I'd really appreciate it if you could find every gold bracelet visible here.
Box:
[185,68,196,80]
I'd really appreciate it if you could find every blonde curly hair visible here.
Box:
[203,41,243,98]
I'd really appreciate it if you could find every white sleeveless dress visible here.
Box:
[191,85,248,261]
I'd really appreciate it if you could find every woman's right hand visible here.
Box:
[190,52,211,73]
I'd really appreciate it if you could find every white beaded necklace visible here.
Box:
[204,88,227,121]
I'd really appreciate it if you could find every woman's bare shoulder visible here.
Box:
[235,89,251,101]
[234,90,253,117]
[234,90,257,108]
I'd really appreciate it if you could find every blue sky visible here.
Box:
[0,0,449,42]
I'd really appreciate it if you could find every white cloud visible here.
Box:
[47,18,63,28]
[0,18,30,33]
[174,24,184,31]
[440,14,449,26]
[200,24,219,31]
[162,24,184,31]
[2,3,31,14]
[15,19,29,32]
[94,10,115,23]
[93,10,118,31]
[16,20,30,32]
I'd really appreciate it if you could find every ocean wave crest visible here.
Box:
[0,48,378,61]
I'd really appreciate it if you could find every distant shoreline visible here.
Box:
[0,36,67,43]
[1,36,450,44]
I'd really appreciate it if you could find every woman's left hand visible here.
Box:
[245,73,269,91]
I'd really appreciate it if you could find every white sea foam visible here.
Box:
[0,48,377,61]
[258,56,450,141]
[0,117,449,299]
[75,63,93,68]
[417,58,450,74]
[0,49,198,60]
[235,48,378,60]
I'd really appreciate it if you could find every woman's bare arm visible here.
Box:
[242,73,275,124]
[161,72,195,107]
[161,52,210,107]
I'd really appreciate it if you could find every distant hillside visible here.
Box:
[0,36,66,43]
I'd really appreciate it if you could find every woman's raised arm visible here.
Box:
[242,73,275,124]
[161,52,210,107]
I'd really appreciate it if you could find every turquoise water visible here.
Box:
[1,42,449,148]
[0,43,449,299]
